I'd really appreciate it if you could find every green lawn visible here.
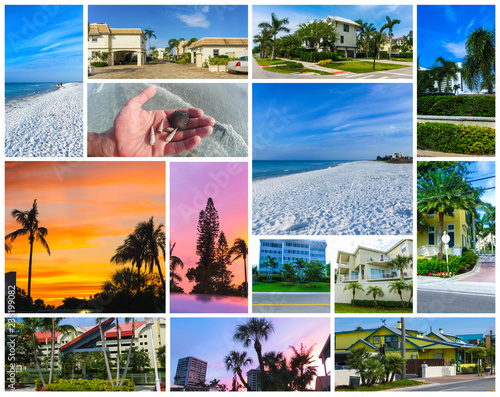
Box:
[324,61,409,73]
[254,57,288,66]
[337,379,422,391]
[253,282,330,293]
[335,303,413,313]
[265,67,333,75]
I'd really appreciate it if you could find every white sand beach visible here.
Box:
[5,83,83,157]
[253,161,413,235]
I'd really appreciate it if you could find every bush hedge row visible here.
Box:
[90,61,108,67]
[417,253,477,275]
[417,95,495,117]
[351,300,412,308]
[417,122,495,155]
[39,379,135,391]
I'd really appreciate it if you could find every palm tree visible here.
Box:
[233,318,274,391]
[6,199,50,298]
[290,343,317,391]
[434,57,459,92]
[168,38,180,57]
[18,318,47,387]
[381,16,401,58]
[462,27,495,94]
[137,217,166,291]
[258,13,290,60]
[43,318,75,384]
[262,255,279,281]
[406,281,414,305]
[224,351,253,391]
[5,238,12,254]
[253,30,272,58]
[229,238,248,297]
[111,233,146,279]
[144,28,156,55]
[388,280,409,308]
[346,347,371,386]
[388,254,413,280]
[118,318,135,388]
[97,318,115,386]
[365,286,385,306]
[293,258,307,282]
[169,242,184,289]
[384,355,406,383]
[372,30,388,68]
[418,169,477,260]
[343,281,364,304]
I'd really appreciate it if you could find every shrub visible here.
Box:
[417,256,469,275]
[257,274,283,282]
[417,95,495,117]
[42,378,135,391]
[279,61,304,69]
[281,282,295,287]
[304,283,321,289]
[178,53,191,64]
[318,59,333,66]
[91,61,108,67]
[35,378,43,389]
[417,122,495,155]
[351,300,412,309]
[208,56,228,65]
[368,51,389,59]
[462,251,478,267]
[300,51,344,63]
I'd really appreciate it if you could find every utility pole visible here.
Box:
[401,317,406,379]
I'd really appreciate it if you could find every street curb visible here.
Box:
[385,376,495,391]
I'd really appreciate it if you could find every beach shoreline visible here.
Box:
[253,161,413,235]
[5,82,84,157]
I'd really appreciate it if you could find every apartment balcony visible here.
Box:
[339,272,411,283]
[366,257,391,265]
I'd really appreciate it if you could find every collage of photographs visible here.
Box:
[2,1,497,394]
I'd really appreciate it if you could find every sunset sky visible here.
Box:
[171,317,330,388]
[170,162,248,293]
[5,161,165,307]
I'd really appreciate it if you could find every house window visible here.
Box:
[92,36,97,42]
[350,271,358,280]
[434,353,443,359]
[340,36,344,44]
[428,209,435,217]
[401,243,407,253]
[447,224,455,247]
[371,269,385,279]
[428,226,435,245]
[373,336,379,344]
[344,24,349,32]
[213,49,219,56]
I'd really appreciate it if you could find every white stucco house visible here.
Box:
[88,23,147,66]
[188,38,248,66]
[302,16,359,58]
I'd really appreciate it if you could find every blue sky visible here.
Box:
[469,161,496,206]
[418,5,495,69]
[253,5,412,47]
[5,5,83,83]
[336,317,494,335]
[89,6,248,52]
[171,317,330,387]
[253,83,413,160]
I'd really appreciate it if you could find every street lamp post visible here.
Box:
[442,232,450,273]
[145,318,161,392]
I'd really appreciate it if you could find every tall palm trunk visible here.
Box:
[237,369,252,391]
[49,318,55,384]
[28,237,34,298]
[438,212,445,261]
[32,335,46,387]
[243,255,248,297]
[255,340,266,391]
[119,319,135,387]
[271,34,277,60]
[155,259,166,290]
[98,319,114,387]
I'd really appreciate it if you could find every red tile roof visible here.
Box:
[35,330,62,343]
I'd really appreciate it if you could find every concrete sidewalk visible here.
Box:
[392,374,495,391]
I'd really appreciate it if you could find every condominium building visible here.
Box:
[246,368,261,391]
[174,356,208,388]
[259,239,327,274]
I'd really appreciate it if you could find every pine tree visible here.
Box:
[213,231,233,294]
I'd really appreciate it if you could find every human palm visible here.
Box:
[112,85,214,157]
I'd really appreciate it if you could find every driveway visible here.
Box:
[252,57,412,79]
[402,376,495,392]
[252,292,330,313]
[90,61,247,79]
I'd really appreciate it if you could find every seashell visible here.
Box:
[149,126,155,145]
[165,128,178,144]
[158,119,164,134]
[168,111,189,129]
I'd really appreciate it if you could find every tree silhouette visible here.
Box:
[6,199,50,298]
[224,351,253,391]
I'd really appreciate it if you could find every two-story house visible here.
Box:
[302,16,359,58]
[417,209,471,257]
[88,23,147,66]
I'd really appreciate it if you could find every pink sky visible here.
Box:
[170,162,248,293]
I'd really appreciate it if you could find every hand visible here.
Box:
[87,85,215,157]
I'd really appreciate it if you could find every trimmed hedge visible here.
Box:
[300,51,345,63]
[90,61,108,67]
[41,378,136,391]
[417,122,495,155]
[417,95,495,117]
[417,254,477,276]
[352,300,412,308]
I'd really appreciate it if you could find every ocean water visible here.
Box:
[253,160,355,180]
[87,83,248,157]
[5,82,59,101]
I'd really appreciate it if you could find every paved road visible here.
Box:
[406,377,495,392]
[252,57,412,79]
[417,290,495,313]
[252,292,330,313]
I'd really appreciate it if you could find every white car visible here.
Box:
[227,56,248,74]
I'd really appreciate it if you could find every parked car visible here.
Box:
[227,56,248,74]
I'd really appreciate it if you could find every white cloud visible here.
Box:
[201,6,209,13]
[177,12,210,28]
[442,40,466,58]
[41,42,61,51]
